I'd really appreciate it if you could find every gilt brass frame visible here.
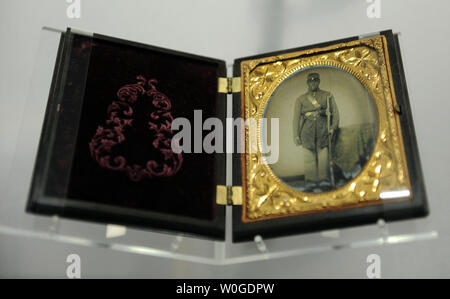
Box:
[240,35,412,223]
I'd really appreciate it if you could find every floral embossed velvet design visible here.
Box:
[89,76,183,182]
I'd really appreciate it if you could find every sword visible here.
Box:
[326,96,335,187]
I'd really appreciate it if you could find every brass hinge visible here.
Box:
[216,185,242,205]
[218,77,241,94]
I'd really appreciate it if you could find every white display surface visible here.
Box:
[0,0,449,278]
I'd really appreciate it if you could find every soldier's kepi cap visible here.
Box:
[307,73,320,81]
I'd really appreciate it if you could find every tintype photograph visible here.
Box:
[240,34,421,226]
[264,66,377,193]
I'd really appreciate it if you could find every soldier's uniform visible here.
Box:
[294,84,339,185]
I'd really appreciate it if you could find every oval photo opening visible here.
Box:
[262,66,378,193]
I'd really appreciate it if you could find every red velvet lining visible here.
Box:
[66,36,219,220]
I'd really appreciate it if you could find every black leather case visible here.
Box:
[26,28,427,243]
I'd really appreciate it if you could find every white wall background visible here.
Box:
[1,0,450,278]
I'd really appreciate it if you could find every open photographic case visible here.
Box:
[27,28,428,243]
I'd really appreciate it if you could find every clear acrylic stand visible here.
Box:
[0,27,438,266]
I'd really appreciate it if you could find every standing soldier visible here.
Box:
[294,73,339,190]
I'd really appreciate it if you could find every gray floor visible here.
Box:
[1,0,450,278]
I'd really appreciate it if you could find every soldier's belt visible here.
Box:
[304,111,317,117]
[303,111,326,119]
